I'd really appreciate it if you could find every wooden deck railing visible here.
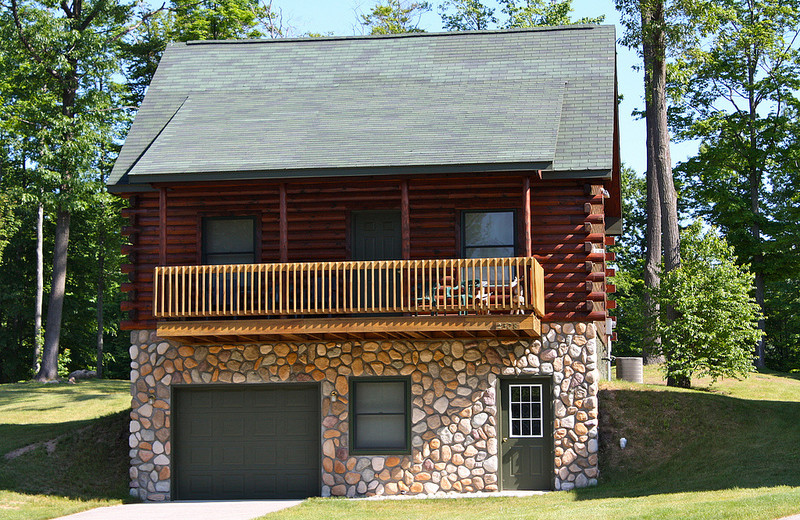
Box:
[153,257,544,319]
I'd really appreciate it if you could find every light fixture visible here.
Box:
[148,393,156,405]
[330,390,338,402]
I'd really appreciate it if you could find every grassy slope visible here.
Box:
[263,368,800,520]
[598,368,800,495]
[0,380,131,454]
[0,380,132,520]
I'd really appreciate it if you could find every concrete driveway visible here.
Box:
[54,500,303,520]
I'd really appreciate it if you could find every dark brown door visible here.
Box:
[173,384,319,499]
[500,378,552,490]
[351,210,402,261]
[351,211,402,311]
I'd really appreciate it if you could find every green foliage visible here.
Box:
[764,279,800,371]
[170,0,269,41]
[500,0,604,28]
[439,0,496,30]
[608,166,648,358]
[670,0,800,271]
[614,0,721,58]
[654,222,762,384]
[361,0,432,34]
[668,0,800,369]
[57,349,71,378]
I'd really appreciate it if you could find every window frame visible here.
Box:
[460,209,517,259]
[201,215,259,265]
[349,376,412,455]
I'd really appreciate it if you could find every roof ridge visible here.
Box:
[180,24,608,46]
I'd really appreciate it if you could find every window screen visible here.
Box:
[351,379,409,452]
[203,217,256,265]
[463,211,515,259]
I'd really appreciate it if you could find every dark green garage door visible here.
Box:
[173,384,320,500]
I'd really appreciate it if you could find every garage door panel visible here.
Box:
[283,443,317,465]
[246,473,278,495]
[250,445,278,465]
[174,384,320,500]
[245,415,277,437]
[220,416,246,437]
[217,390,246,408]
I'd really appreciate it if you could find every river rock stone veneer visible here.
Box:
[128,322,601,501]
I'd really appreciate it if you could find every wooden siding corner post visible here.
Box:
[159,187,167,266]
[401,180,410,260]
[523,176,532,257]
[279,183,288,263]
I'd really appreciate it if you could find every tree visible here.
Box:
[500,0,604,28]
[439,0,496,30]
[653,222,762,386]
[670,0,800,367]
[361,0,432,34]
[4,0,133,380]
[615,0,708,363]
[170,0,277,41]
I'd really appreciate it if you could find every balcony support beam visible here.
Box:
[279,183,288,263]
[159,187,167,265]
[401,180,410,260]
[523,176,532,257]
[157,314,540,345]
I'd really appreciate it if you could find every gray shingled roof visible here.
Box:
[110,25,616,187]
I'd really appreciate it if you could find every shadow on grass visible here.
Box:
[757,368,800,382]
[573,387,800,500]
[0,411,132,501]
[0,419,102,454]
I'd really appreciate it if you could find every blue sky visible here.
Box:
[273,0,699,176]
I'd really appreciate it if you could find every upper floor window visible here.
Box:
[462,210,515,259]
[202,217,257,265]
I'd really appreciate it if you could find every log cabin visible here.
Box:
[110,25,621,501]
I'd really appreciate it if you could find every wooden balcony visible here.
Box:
[154,257,544,343]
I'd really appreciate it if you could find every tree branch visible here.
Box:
[8,0,63,81]
[103,2,167,45]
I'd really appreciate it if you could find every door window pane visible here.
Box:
[509,383,544,438]
[352,379,409,452]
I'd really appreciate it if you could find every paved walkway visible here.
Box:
[54,500,303,520]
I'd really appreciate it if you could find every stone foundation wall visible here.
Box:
[128,322,599,501]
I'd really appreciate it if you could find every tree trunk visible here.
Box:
[641,2,663,365]
[33,201,43,374]
[667,374,691,388]
[35,209,70,381]
[650,1,680,274]
[96,234,105,378]
[746,29,766,368]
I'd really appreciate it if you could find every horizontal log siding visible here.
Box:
[118,174,606,329]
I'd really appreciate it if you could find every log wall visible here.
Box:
[118,173,611,330]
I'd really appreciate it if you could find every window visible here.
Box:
[462,210,515,259]
[202,217,257,265]
[350,378,410,453]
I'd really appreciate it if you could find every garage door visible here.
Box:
[173,384,320,500]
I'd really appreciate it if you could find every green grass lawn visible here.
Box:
[260,368,800,520]
[0,380,132,520]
